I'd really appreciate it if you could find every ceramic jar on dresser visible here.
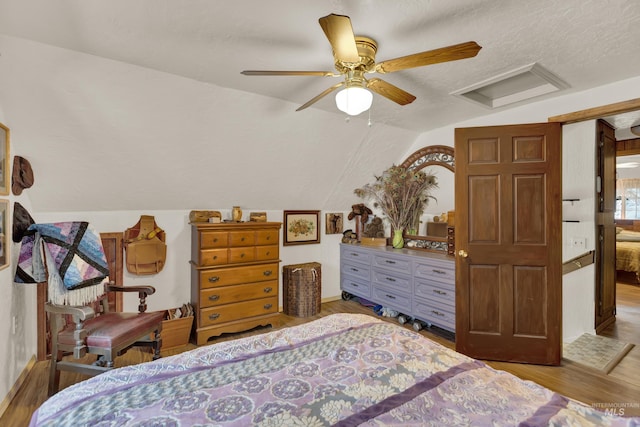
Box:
[340,243,456,334]
[190,222,281,345]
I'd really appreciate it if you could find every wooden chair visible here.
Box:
[45,282,164,396]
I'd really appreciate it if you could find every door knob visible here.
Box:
[458,250,468,258]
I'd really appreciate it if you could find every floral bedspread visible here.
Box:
[30,313,638,426]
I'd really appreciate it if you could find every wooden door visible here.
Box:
[595,119,616,331]
[455,123,562,365]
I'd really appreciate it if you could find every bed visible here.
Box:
[616,228,640,280]
[30,313,638,426]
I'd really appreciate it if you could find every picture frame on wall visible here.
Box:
[0,199,8,270]
[0,122,9,196]
[283,210,320,246]
[325,212,344,234]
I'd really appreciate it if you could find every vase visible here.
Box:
[232,206,242,222]
[392,229,404,249]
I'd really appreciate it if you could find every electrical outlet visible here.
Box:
[570,237,586,249]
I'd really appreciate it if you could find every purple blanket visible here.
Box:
[30,314,640,426]
[15,222,109,290]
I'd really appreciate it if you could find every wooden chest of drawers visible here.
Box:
[191,222,281,345]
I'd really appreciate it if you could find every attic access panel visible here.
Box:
[451,63,568,109]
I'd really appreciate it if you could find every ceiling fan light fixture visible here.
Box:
[335,86,373,116]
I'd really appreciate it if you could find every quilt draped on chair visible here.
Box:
[14,222,109,305]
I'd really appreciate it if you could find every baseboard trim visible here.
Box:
[0,355,37,418]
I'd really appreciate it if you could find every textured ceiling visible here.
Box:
[1,0,640,133]
[1,1,640,214]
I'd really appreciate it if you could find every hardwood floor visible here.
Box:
[3,284,640,425]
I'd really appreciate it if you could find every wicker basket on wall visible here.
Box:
[282,262,322,317]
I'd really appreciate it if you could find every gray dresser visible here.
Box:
[340,243,455,333]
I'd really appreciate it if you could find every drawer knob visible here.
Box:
[241,237,245,241]
[264,303,273,309]
[208,294,220,301]
[385,277,396,282]
[240,253,245,258]
[433,289,447,295]
[350,253,359,256]
[432,269,445,275]
[351,283,359,287]
[266,251,271,256]
[208,276,220,283]
[263,270,272,276]
[264,287,272,293]
[266,236,271,240]
[431,310,445,317]
[350,267,359,272]
[213,237,218,242]
[385,260,396,265]
[209,313,220,320]
[385,294,396,300]
[212,255,218,260]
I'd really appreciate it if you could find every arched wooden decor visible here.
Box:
[400,145,455,254]
[400,144,455,172]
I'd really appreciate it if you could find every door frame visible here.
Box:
[548,97,640,331]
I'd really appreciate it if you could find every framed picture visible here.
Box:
[283,210,320,246]
[0,199,8,270]
[0,122,9,196]
[325,213,344,234]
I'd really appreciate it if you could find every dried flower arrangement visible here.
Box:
[354,165,438,232]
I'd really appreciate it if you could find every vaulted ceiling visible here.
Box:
[1,1,639,212]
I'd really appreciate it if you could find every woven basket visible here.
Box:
[282,262,321,317]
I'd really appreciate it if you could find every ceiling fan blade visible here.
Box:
[296,82,345,111]
[375,41,482,74]
[367,78,416,105]
[318,14,360,63]
[241,70,337,77]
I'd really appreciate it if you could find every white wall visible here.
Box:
[562,121,597,341]
[404,76,640,343]
[0,114,39,407]
[35,209,350,313]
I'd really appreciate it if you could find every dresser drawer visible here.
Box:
[200,280,278,308]
[256,245,279,261]
[414,280,455,306]
[229,231,255,247]
[372,269,411,292]
[341,275,371,298]
[228,247,256,263]
[371,285,411,312]
[256,229,279,246]
[199,231,229,249]
[413,297,455,332]
[341,246,372,265]
[414,260,455,284]
[199,263,278,288]
[198,248,229,267]
[372,254,411,274]
[341,262,370,281]
[200,296,278,327]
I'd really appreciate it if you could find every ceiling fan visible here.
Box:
[241,13,482,115]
